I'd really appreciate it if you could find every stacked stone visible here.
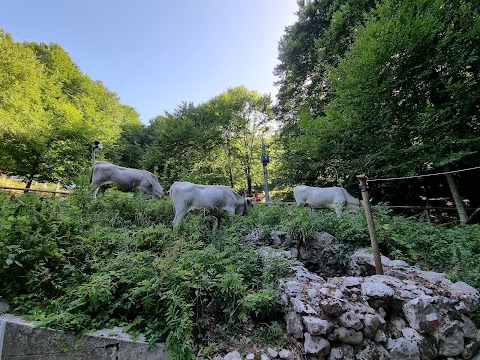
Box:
[278,250,480,360]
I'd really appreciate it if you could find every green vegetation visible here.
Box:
[275,0,480,209]
[1,190,479,357]
[0,30,142,188]
[1,0,480,356]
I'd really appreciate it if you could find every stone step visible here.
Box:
[0,314,169,360]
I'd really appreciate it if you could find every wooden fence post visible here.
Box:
[357,175,383,275]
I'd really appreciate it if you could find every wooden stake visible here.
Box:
[357,175,383,275]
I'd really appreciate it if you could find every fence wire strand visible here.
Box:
[366,165,480,183]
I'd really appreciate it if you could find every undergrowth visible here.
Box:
[0,191,479,358]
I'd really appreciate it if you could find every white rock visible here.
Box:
[291,297,317,314]
[307,287,318,300]
[267,347,278,358]
[361,281,395,298]
[304,333,330,356]
[335,327,363,345]
[339,311,363,330]
[286,311,304,339]
[402,296,438,331]
[328,344,355,360]
[278,348,293,359]
[374,329,387,343]
[224,351,242,360]
[389,338,421,360]
[438,321,465,357]
[302,316,334,335]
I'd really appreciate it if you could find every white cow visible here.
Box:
[91,161,164,199]
[169,181,253,228]
[293,185,362,215]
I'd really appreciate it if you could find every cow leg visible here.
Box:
[94,185,107,199]
[173,208,188,229]
[212,217,219,233]
[92,186,98,199]
[333,201,345,215]
[296,200,306,207]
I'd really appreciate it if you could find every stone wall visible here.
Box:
[277,248,480,359]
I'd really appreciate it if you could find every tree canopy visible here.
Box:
[274,0,480,206]
[0,30,142,186]
[143,86,274,193]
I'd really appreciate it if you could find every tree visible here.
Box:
[208,86,273,193]
[143,87,273,193]
[114,121,150,169]
[302,0,479,214]
[0,32,143,186]
[274,0,377,186]
[143,102,223,186]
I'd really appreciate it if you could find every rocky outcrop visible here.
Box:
[276,249,480,359]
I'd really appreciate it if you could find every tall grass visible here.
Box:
[0,190,478,357]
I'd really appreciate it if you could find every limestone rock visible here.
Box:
[388,337,421,360]
[361,281,395,298]
[224,351,242,360]
[363,313,384,338]
[267,347,278,358]
[335,327,363,345]
[327,344,354,360]
[278,349,293,359]
[302,316,334,335]
[286,310,304,339]
[339,311,363,330]
[304,333,330,356]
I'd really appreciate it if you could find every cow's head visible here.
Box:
[152,183,165,199]
[238,198,254,216]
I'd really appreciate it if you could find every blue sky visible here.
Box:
[0,1,298,124]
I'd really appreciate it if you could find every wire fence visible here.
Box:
[366,165,480,183]
[0,185,71,196]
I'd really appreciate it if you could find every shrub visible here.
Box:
[242,287,283,321]
[1,190,479,356]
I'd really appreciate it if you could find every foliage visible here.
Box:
[0,191,479,357]
[143,86,274,193]
[257,321,292,349]
[0,30,142,186]
[0,191,263,357]
[242,287,283,321]
[372,205,480,289]
[274,0,480,207]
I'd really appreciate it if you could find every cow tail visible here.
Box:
[89,163,95,184]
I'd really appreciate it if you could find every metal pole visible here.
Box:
[261,139,270,203]
[357,175,383,275]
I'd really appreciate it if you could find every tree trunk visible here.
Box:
[246,166,252,196]
[25,174,35,192]
[444,165,469,224]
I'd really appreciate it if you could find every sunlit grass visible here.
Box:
[0,175,61,196]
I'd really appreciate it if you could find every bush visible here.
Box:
[242,287,283,321]
[1,191,479,356]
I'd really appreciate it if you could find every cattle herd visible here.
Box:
[90,161,361,228]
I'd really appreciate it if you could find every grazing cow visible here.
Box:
[169,181,253,228]
[293,185,362,215]
[90,161,164,199]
